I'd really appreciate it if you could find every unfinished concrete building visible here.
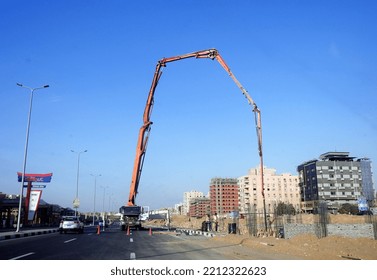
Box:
[188,197,211,218]
[209,178,239,216]
[182,190,204,215]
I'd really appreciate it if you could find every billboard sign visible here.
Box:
[17,172,52,183]
[73,198,80,209]
[28,190,42,221]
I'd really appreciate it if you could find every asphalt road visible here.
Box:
[0,226,299,260]
[0,226,235,260]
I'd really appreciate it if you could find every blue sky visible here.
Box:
[0,0,376,212]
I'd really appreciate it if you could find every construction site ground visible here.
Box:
[144,214,377,260]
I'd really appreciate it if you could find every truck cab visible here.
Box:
[119,205,142,230]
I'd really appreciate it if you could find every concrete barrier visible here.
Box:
[0,228,59,241]
[177,228,215,237]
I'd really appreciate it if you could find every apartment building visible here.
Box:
[209,178,239,216]
[188,197,211,218]
[238,166,300,214]
[297,152,375,212]
[182,190,204,215]
[358,158,375,206]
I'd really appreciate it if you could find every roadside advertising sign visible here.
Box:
[17,172,53,183]
[28,190,42,221]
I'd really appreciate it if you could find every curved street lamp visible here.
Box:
[15,83,49,232]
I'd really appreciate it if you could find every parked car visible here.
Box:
[59,216,84,234]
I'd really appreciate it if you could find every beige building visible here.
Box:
[238,166,300,214]
[182,190,205,215]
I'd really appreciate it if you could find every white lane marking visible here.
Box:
[10,252,35,260]
[64,238,77,243]
[130,252,136,260]
[130,238,133,242]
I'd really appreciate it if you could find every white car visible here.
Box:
[59,216,84,234]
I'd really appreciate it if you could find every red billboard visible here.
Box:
[17,172,53,183]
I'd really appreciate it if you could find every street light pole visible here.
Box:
[71,149,87,216]
[15,83,49,233]
[90,173,101,225]
[100,186,109,231]
[108,193,113,212]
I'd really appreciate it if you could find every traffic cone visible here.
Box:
[97,225,100,235]
[149,227,152,236]
[126,226,130,236]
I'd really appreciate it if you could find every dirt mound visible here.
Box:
[145,214,377,260]
[211,233,377,260]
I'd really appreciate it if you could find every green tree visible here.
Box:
[338,203,359,215]
[276,202,296,216]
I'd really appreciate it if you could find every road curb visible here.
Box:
[0,228,59,241]
[177,228,215,237]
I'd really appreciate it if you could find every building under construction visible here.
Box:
[209,178,239,216]
[188,197,211,218]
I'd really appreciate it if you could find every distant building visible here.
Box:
[173,203,183,215]
[358,158,375,206]
[182,190,204,215]
[209,178,239,216]
[0,192,65,228]
[189,197,211,218]
[238,166,300,214]
[297,152,375,212]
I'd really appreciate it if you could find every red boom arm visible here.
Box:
[127,49,264,214]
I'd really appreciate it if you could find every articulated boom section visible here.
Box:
[125,49,264,227]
